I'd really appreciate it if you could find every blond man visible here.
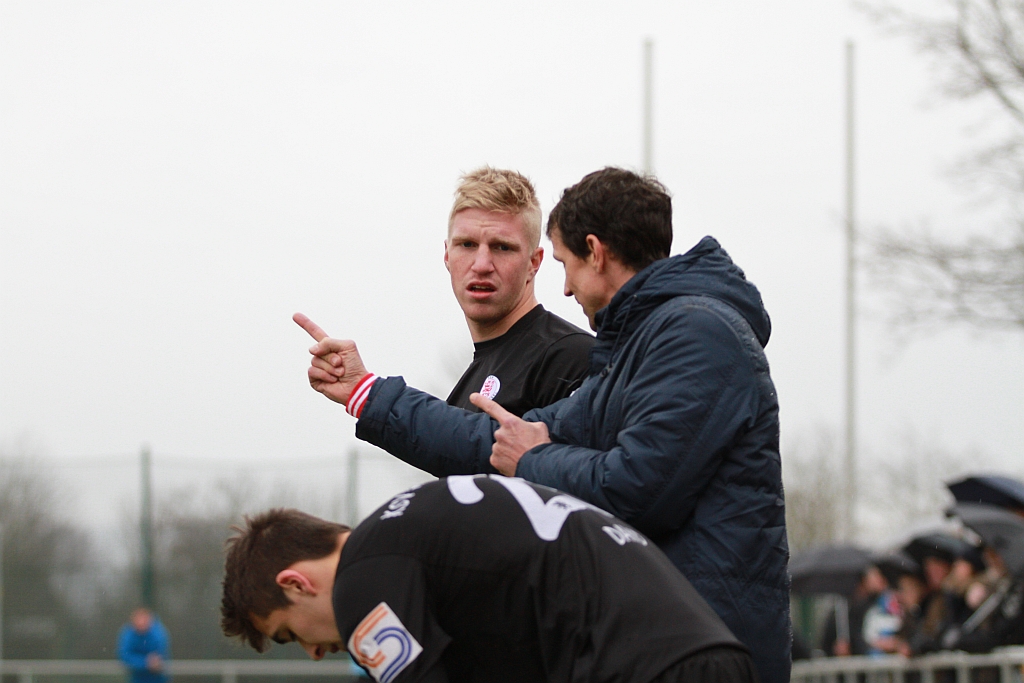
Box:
[441,167,592,416]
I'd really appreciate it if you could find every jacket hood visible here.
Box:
[592,236,771,360]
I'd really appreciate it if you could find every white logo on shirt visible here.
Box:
[447,475,611,541]
[380,491,415,520]
[348,602,423,683]
[602,524,649,546]
[479,375,500,400]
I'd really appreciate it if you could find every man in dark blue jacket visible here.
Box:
[296,168,791,683]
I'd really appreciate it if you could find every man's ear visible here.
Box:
[443,240,451,272]
[275,569,317,598]
[528,246,543,278]
[585,234,607,273]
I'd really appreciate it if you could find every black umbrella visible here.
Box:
[789,544,873,595]
[947,475,1024,513]
[902,531,978,566]
[949,503,1024,578]
[873,551,920,587]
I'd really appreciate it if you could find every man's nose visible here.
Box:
[302,642,325,661]
[471,247,494,272]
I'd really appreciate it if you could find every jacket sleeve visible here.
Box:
[117,628,148,671]
[516,304,764,538]
[356,376,501,476]
[154,621,171,659]
[335,555,452,682]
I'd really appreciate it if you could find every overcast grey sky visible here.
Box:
[2,2,1021,535]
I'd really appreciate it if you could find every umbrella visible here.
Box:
[902,532,977,566]
[947,475,1024,513]
[873,551,920,587]
[949,503,1024,578]
[789,544,873,596]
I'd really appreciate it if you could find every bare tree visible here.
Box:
[780,426,996,549]
[783,428,845,551]
[861,0,1024,333]
[0,447,90,658]
[856,428,1010,547]
[869,223,1024,331]
[144,474,356,659]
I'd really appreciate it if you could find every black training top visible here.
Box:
[333,477,743,683]
[446,305,594,417]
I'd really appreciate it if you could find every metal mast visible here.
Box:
[0,523,5,676]
[140,444,155,608]
[346,448,360,526]
[643,38,654,175]
[843,41,858,541]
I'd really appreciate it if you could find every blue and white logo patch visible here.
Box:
[348,602,423,683]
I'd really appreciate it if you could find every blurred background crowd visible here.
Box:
[792,474,1024,659]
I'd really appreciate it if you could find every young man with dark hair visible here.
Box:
[221,509,350,651]
[294,167,791,683]
[221,477,757,683]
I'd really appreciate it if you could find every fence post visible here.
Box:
[222,662,237,683]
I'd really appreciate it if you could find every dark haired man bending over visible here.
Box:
[222,477,757,683]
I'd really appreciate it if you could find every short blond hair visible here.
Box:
[448,167,542,249]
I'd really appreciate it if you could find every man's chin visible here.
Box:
[463,305,511,325]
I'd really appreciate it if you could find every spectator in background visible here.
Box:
[963,546,1009,619]
[117,607,170,683]
[945,546,1024,652]
[892,548,954,655]
[863,588,903,656]
[855,560,907,656]
[940,554,984,632]
[862,583,903,655]
[894,571,930,656]
[823,564,889,656]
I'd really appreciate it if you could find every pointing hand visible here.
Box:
[470,393,550,476]
[294,312,370,406]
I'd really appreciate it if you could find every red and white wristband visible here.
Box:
[346,373,379,419]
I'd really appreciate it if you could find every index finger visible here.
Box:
[293,312,328,342]
[469,392,516,426]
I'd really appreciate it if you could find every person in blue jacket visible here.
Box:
[296,167,791,683]
[117,607,170,683]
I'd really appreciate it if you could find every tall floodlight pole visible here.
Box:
[843,41,858,542]
[346,448,360,526]
[140,444,155,608]
[643,38,654,175]
[0,523,5,675]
